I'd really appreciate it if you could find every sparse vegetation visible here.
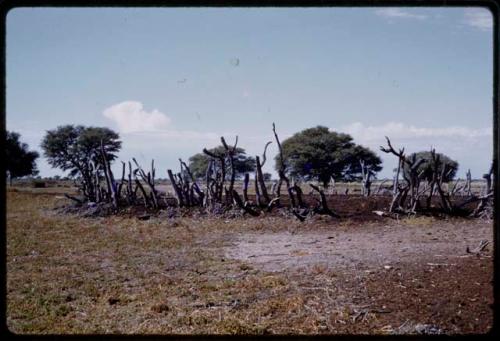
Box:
[6,188,493,334]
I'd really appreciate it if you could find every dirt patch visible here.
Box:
[223,218,493,334]
[225,218,492,272]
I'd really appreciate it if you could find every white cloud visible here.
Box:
[341,122,492,142]
[337,122,492,177]
[463,8,493,31]
[374,8,428,20]
[125,130,219,141]
[103,101,171,133]
[103,100,220,142]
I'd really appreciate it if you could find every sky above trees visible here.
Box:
[7,7,493,179]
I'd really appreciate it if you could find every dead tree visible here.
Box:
[310,184,340,218]
[180,159,204,206]
[221,136,238,204]
[254,141,272,206]
[126,161,136,204]
[203,147,226,203]
[167,169,184,207]
[429,149,453,213]
[326,176,336,195]
[119,161,135,205]
[272,122,296,208]
[133,158,159,209]
[117,161,126,202]
[380,137,428,214]
[100,140,118,210]
[204,159,215,207]
[450,177,462,196]
[464,169,472,196]
[359,159,375,197]
[270,180,278,196]
[375,179,390,195]
[232,189,260,216]
[243,173,250,203]
[482,163,493,195]
[133,169,150,208]
[292,183,306,208]
[471,163,494,218]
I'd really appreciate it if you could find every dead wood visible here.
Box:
[203,147,226,202]
[180,158,204,206]
[466,240,490,254]
[292,208,308,222]
[221,136,238,203]
[232,189,260,216]
[133,158,159,209]
[266,197,280,212]
[134,177,150,207]
[64,193,83,204]
[309,184,340,218]
[243,173,250,203]
[100,140,118,210]
[360,159,374,196]
[292,184,306,208]
[167,169,184,207]
[273,123,296,208]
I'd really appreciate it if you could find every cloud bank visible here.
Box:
[374,8,428,20]
[100,102,492,179]
[102,101,218,141]
[337,122,492,177]
[341,122,491,141]
[103,101,171,133]
[463,8,493,31]
[374,7,492,32]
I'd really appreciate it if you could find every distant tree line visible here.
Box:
[5,131,39,185]
[7,124,462,190]
[7,121,492,219]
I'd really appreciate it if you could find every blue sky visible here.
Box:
[7,7,494,179]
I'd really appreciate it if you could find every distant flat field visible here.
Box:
[6,189,493,334]
[10,178,489,197]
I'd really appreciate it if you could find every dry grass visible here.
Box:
[6,189,493,335]
[6,190,335,334]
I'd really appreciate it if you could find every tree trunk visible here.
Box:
[168,169,184,207]
[243,173,250,203]
[255,156,270,204]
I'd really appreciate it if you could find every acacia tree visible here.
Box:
[188,146,256,179]
[274,126,382,187]
[6,131,39,184]
[403,151,458,183]
[41,125,121,201]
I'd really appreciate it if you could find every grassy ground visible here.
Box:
[6,189,493,334]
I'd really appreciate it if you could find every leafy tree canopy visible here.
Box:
[403,151,458,182]
[188,146,256,179]
[274,126,382,186]
[6,131,39,179]
[41,125,121,178]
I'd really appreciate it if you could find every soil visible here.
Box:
[224,218,494,334]
[225,218,491,272]
[60,193,480,223]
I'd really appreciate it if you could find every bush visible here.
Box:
[32,180,46,188]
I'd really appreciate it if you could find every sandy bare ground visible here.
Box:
[220,218,493,334]
[225,218,492,273]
